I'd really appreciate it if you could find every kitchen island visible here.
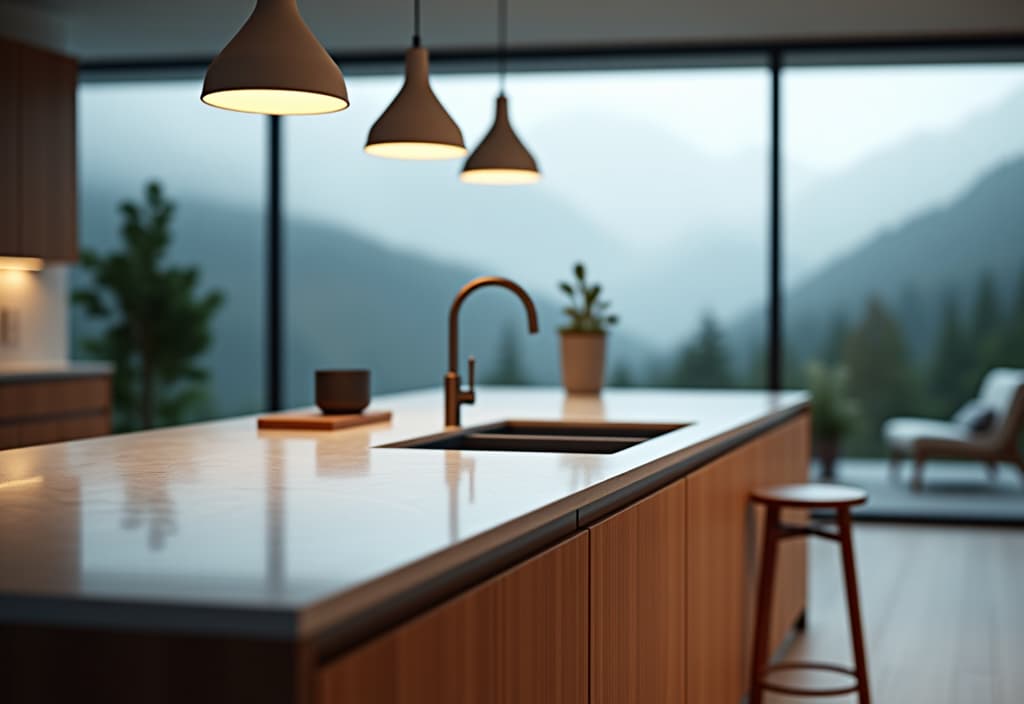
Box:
[0,387,809,704]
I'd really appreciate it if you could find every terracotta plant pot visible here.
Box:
[560,331,606,395]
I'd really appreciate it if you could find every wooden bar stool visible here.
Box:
[749,483,870,704]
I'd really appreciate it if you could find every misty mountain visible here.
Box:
[730,154,1024,372]
[786,88,1024,283]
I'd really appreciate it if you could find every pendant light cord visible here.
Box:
[498,0,508,94]
[413,0,421,47]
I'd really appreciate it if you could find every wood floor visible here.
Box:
[767,523,1024,703]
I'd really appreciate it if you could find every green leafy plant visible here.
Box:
[73,182,225,431]
[806,362,860,444]
[558,262,619,333]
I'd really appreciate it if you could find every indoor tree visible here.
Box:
[74,182,225,431]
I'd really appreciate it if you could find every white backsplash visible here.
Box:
[0,265,68,363]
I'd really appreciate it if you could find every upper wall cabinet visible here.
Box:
[0,38,77,262]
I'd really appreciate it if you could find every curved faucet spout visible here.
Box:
[448,276,539,374]
[445,276,539,426]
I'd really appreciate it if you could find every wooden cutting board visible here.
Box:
[257,410,392,431]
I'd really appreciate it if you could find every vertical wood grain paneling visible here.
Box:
[0,40,18,254]
[686,413,810,704]
[17,43,76,260]
[317,532,589,704]
[590,477,686,704]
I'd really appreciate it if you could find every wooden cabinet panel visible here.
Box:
[318,532,589,704]
[17,43,77,260]
[752,416,810,657]
[0,40,17,252]
[685,442,756,704]
[685,413,809,704]
[0,376,112,449]
[589,476,686,704]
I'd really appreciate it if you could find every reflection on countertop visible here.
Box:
[0,386,807,640]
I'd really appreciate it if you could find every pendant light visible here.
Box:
[364,0,466,160]
[460,0,540,185]
[202,0,348,116]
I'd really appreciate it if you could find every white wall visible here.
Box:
[0,4,70,363]
[0,267,69,363]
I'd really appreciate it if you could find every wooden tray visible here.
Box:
[257,410,392,431]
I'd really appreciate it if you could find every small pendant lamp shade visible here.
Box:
[460,95,540,184]
[202,0,349,116]
[365,47,466,160]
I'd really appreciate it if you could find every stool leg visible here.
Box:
[837,507,871,704]
[749,504,781,704]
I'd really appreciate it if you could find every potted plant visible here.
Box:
[558,263,618,394]
[806,362,860,481]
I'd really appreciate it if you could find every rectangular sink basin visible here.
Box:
[382,420,687,455]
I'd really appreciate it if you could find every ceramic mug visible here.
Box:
[315,370,370,414]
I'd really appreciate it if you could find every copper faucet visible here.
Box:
[445,276,539,427]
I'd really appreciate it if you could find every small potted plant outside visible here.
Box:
[806,362,860,481]
[558,263,618,394]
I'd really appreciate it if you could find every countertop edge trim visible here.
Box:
[577,402,810,526]
[0,594,301,641]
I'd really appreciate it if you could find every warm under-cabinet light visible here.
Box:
[202,0,349,116]
[0,256,44,272]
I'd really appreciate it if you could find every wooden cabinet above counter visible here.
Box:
[0,38,77,262]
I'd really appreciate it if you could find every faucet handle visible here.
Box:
[467,356,476,393]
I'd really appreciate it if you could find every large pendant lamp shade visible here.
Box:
[460,96,539,184]
[365,0,465,159]
[461,0,539,185]
[202,0,348,116]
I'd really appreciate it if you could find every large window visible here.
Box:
[75,80,268,427]
[283,66,770,406]
[782,63,1024,456]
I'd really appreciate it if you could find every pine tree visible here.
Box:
[842,296,920,455]
[483,321,528,385]
[673,314,735,388]
[821,311,850,365]
[73,182,225,431]
[996,263,1024,368]
[972,270,1001,341]
[929,293,973,417]
[609,360,635,387]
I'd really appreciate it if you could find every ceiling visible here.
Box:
[4,0,1024,63]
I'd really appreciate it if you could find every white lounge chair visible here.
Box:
[883,367,1024,491]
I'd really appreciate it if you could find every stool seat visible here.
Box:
[751,482,868,508]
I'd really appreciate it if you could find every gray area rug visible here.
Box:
[811,458,1024,524]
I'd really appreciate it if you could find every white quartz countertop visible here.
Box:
[0,387,807,642]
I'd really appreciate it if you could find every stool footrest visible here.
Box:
[759,661,861,697]
[778,522,841,541]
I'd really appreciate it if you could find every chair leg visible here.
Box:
[912,456,925,491]
[749,505,781,704]
[888,452,902,483]
[837,507,872,704]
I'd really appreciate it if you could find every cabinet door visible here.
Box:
[589,477,687,704]
[0,39,17,254]
[318,532,588,704]
[18,44,76,261]
[685,413,809,704]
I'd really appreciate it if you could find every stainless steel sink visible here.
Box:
[381,420,687,455]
